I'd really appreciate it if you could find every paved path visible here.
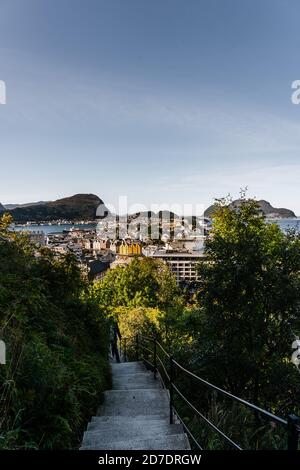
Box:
[80,361,190,450]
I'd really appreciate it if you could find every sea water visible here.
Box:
[12,219,300,235]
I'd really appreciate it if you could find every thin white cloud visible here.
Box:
[154,162,300,215]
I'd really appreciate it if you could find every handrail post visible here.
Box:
[169,355,174,424]
[136,334,139,361]
[288,414,299,450]
[154,335,157,380]
[124,337,127,362]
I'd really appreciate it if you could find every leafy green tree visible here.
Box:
[89,257,186,355]
[194,197,300,412]
[112,306,161,359]
[90,257,182,313]
[0,215,110,449]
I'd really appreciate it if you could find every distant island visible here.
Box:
[0,194,105,223]
[204,199,296,219]
[0,194,297,223]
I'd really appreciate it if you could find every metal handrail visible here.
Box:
[172,358,288,427]
[136,333,300,451]
[173,406,203,450]
[156,354,170,383]
[143,356,154,370]
[139,344,153,355]
[156,340,170,359]
[173,382,242,450]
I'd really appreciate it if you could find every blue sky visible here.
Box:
[1,0,300,214]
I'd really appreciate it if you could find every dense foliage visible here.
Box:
[89,257,183,344]
[0,214,110,449]
[169,198,300,448]
[1,193,300,450]
[89,199,300,449]
[195,197,300,410]
[90,257,181,311]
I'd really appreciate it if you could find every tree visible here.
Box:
[89,257,182,313]
[115,306,160,338]
[194,197,300,412]
[0,215,110,449]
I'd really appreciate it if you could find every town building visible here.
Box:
[143,235,206,284]
[86,259,110,280]
[149,250,205,284]
[119,240,142,256]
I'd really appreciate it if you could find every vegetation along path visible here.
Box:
[80,361,190,450]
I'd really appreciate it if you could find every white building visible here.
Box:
[144,248,206,284]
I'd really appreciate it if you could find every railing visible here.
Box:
[135,333,300,451]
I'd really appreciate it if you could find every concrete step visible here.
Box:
[80,360,190,451]
[112,372,161,390]
[98,389,169,417]
[88,416,168,431]
[82,423,184,446]
[91,414,168,424]
[80,433,190,450]
[110,362,145,375]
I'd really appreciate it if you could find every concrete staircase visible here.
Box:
[80,361,190,450]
